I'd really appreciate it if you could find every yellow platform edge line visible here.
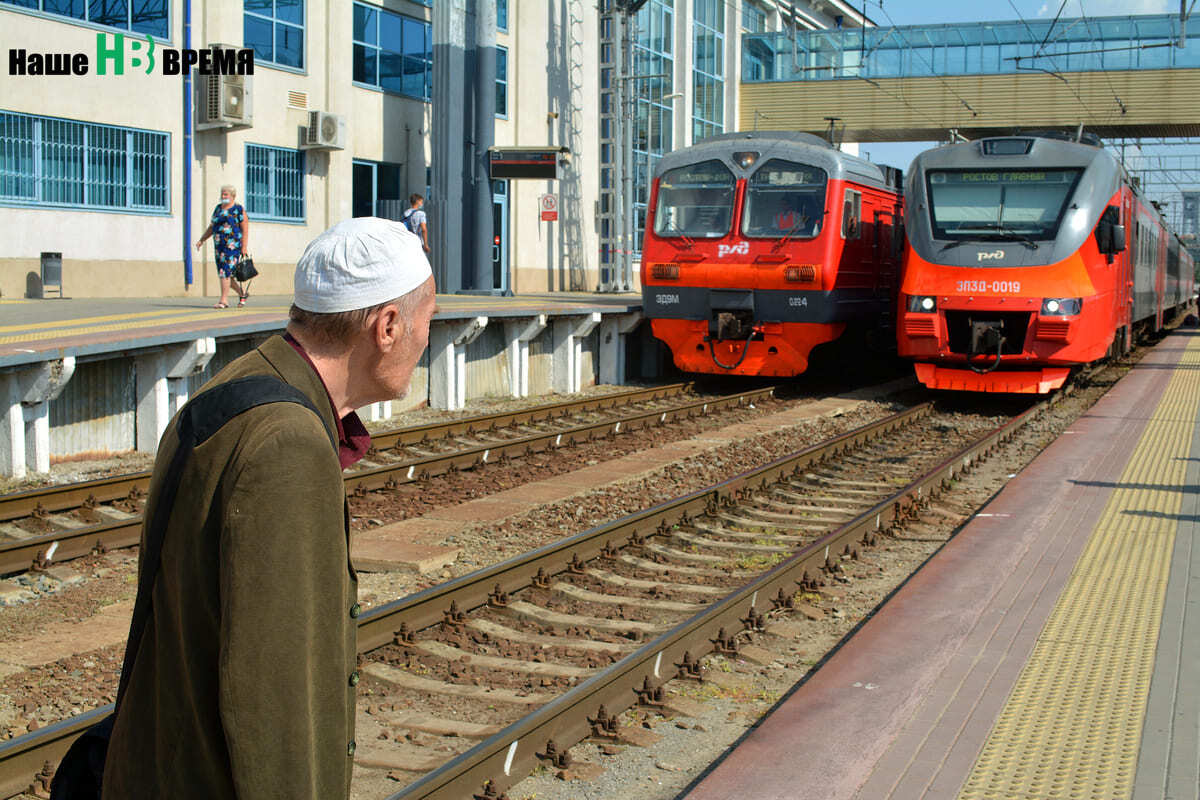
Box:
[958,335,1200,800]
[0,308,292,346]
[0,308,186,334]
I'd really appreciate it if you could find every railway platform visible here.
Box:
[0,292,644,478]
[682,329,1200,800]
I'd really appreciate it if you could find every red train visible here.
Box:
[640,131,903,377]
[898,133,1194,393]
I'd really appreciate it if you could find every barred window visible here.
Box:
[1,0,169,38]
[353,1,431,101]
[0,110,168,212]
[244,0,304,70]
[245,144,304,222]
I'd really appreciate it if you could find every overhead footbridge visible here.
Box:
[739,14,1200,142]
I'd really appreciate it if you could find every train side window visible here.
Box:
[842,190,862,239]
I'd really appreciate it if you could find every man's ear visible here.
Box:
[374,304,402,351]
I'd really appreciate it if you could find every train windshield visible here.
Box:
[742,159,827,239]
[653,160,736,238]
[927,168,1082,240]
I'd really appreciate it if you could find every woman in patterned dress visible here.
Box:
[195,185,252,308]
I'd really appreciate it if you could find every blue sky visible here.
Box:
[852,0,1177,169]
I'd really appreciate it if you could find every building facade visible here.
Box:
[0,0,864,300]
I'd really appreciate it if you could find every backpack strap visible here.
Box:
[115,375,334,704]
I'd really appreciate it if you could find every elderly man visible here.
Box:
[101,218,436,798]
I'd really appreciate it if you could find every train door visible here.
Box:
[1123,194,1135,339]
[492,180,510,294]
[841,188,864,289]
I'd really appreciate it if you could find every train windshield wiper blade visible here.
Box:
[969,223,1041,249]
[938,226,1041,252]
[658,222,695,250]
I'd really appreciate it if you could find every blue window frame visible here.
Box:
[244,0,304,70]
[352,158,404,220]
[693,0,724,142]
[353,1,431,101]
[496,46,507,118]
[0,110,168,212]
[498,0,507,31]
[245,144,304,222]
[629,0,675,253]
[0,0,168,38]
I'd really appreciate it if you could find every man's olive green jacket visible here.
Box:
[102,336,359,799]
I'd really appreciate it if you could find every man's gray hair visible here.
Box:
[288,287,426,348]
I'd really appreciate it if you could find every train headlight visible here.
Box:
[907,295,937,312]
[1041,298,1082,316]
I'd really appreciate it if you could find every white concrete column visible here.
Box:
[599,312,643,386]
[503,314,548,398]
[429,316,489,410]
[0,357,76,478]
[165,337,216,416]
[553,312,602,394]
[1,377,20,479]
[137,338,216,453]
[366,400,393,423]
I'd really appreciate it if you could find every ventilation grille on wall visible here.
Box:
[287,90,308,109]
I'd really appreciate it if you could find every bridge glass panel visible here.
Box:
[743,13,1200,82]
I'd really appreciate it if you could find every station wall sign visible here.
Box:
[540,193,558,221]
[489,148,562,179]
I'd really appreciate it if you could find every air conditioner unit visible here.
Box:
[303,111,347,150]
[196,45,252,129]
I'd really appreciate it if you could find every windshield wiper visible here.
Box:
[656,221,695,250]
[771,211,813,252]
[938,224,1041,253]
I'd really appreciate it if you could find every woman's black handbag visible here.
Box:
[234,255,258,282]
[49,377,325,799]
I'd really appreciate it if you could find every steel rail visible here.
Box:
[0,383,750,576]
[0,382,695,524]
[380,399,1046,800]
[0,398,921,798]
[343,386,777,496]
[354,401,930,651]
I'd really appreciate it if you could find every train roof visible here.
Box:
[909,134,1118,175]
[654,130,900,191]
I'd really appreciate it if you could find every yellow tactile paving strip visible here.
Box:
[958,335,1200,800]
[0,307,291,345]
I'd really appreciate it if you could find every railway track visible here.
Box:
[0,382,775,578]
[0,398,1045,800]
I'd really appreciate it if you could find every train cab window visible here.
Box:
[741,159,827,239]
[842,190,862,239]
[926,168,1082,242]
[653,159,736,238]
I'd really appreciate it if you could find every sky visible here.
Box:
[850,0,1180,171]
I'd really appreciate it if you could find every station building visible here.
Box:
[0,0,866,300]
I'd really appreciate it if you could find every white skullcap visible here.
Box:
[293,217,433,313]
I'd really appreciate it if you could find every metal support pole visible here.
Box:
[433,0,469,293]
[620,15,635,292]
[606,12,627,293]
[474,0,497,292]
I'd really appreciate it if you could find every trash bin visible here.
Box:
[40,252,62,298]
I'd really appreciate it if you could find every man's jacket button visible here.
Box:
[348,741,357,757]
[350,603,362,618]
[349,671,360,687]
